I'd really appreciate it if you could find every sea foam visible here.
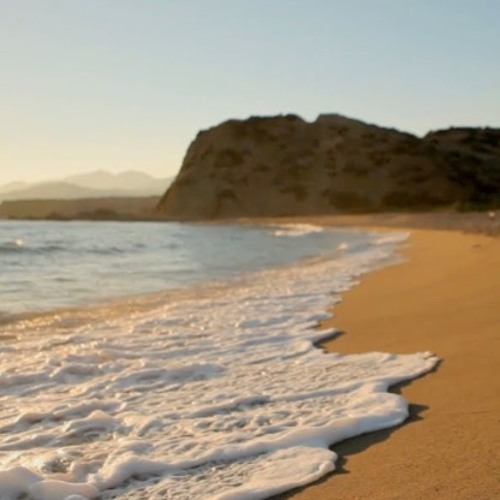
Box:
[0,230,437,499]
[271,223,324,237]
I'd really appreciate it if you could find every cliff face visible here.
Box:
[157,114,500,219]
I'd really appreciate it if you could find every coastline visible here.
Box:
[2,214,499,497]
[273,221,500,499]
[2,210,499,237]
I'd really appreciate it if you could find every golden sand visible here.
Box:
[274,223,500,499]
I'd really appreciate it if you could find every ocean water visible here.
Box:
[0,220,437,500]
[1,220,377,318]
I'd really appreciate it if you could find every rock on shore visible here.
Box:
[157,114,500,219]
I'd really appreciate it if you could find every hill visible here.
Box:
[63,170,168,192]
[157,114,500,219]
[0,171,171,201]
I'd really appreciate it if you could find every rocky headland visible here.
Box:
[157,114,500,219]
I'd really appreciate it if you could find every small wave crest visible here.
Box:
[271,223,324,237]
[87,246,125,256]
[0,239,26,254]
[371,232,410,246]
[0,241,127,257]
[0,240,67,255]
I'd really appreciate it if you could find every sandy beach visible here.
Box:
[270,215,500,499]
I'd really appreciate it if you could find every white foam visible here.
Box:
[0,231,437,499]
[271,223,324,237]
[371,231,410,246]
[29,480,99,500]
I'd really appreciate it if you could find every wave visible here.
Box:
[271,223,325,237]
[0,240,68,255]
[0,239,28,254]
[0,231,438,499]
[371,232,410,246]
[86,246,126,256]
[0,241,127,256]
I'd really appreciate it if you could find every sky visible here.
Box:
[1,0,499,186]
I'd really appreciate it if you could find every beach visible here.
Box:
[2,219,432,499]
[1,214,499,498]
[274,216,500,499]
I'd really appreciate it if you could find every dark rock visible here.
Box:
[157,115,500,219]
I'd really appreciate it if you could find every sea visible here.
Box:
[0,220,438,499]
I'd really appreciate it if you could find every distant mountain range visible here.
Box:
[0,170,172,201]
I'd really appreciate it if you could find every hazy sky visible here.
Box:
[1,0,499,185]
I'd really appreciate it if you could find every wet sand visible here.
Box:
[273,220,500,499]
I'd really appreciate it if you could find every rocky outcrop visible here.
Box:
[424,128,500,206]
[157,114,500,219]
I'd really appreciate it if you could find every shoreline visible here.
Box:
[2,210,499,236]
[2,215,499,497]
[273,223,500,499]
[0,218,437,498]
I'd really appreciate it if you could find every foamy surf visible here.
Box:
[271,223,324,237]
[0,226,438,499]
